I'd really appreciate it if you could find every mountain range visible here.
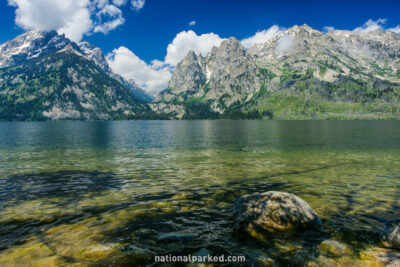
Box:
[1,25,399,121]
[152,24,400,119]
[0,30,153,121]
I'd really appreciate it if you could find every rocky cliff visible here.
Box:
[153,25,400,119]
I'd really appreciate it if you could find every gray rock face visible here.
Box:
[157,37,263,115]
[78,41,112,73]
[205,37,262,109]
[249,24,400,86]
[0,30,74,68]
[155,24,400,119]
[382,218,400,249]
[167,50,206,96]
[233,191,321,235]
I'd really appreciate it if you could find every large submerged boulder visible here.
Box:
[234,191,321,236]
[382,218,400,249]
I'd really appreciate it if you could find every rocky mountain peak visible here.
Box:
[218,37,245,52]
[0,30,153,103]
[78,41,111,73]
[286,24,323,39]
[0,30,114,74]
[153,24,400,119]
[163,49,205,98]
[156,34,262,116]
[0,30,68,67]
[186,50,197,59]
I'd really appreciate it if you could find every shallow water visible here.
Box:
[0,120,399,266]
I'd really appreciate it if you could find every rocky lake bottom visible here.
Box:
[0,120,399,266]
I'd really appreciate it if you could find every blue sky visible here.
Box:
[2,0,400,91]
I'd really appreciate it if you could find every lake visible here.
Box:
[0,120,399,266]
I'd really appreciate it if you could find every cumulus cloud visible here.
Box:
[108,26,288,92]
[131,0,145,11]
[323,26,335,33]
[324,19,400,35]
[108,30,225,92]
[164,30,224,66]
[8,0,138,42]
[107,47,172,92]
[189,21,196,26]
[275,34,295,54]
[8,0,92,42]
[241,25,282,49]
[353,18,387,33]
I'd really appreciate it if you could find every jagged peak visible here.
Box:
[300,24,313,30]
[57,44,82,56]
[221,36,241,45]
[22,30,59,40]
[187,50,197,57]
[218,36,244,51]
[180,50,199,64]
[287,24,322,36]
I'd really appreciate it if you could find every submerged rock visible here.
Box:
[360,247,400,267]
[233,191,321,236]
[309,246,400,267]
[382,218,400,249]
[31,256,68,267]
[307,255,359,267]
[0,237,55,267]
[318,239,353,257]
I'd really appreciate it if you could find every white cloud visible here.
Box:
[189,21,196,26]
[324,19,400,35]
[94,0,109,8]
[112,0,127,6]
[107,46,172,92]
[323,26,335,33]
[8,0,92,42]
[58,9,93,42]
[131,0,145,11]
[108,30,224,92]
[275,34,295,54]
[107,26,287,92]
[164,30,224,66]
[93,4,125,34]
[151,59,166,69]
[8,0,133,42]
[94,17,125,34]
[241,25,282,49]
[353,18,387,33]
[388,25,400,34]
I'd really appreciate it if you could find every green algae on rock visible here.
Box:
[318,239,353,257]
[233,191,322,236]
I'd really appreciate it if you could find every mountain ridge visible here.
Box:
[1,25,399,121]
[151,24,400,119]
[0,30,154,121]
[0,30,153,102]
